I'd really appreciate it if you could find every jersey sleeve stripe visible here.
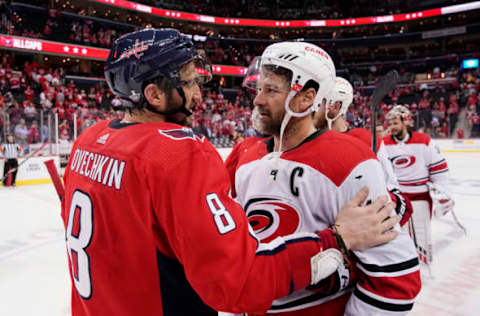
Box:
[356,283,416,304]
[398,176,429,183]
[255,233,319,256]
[429,162,448,173]
[428,159,446,167]
[398,179,429,186]
[357,272,420,301]
[353,285,414,312]
[356,261,419,278]
[430,169,449,175]
[357,257,419,273]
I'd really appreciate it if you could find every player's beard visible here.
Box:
[165,90,192,126]
[252,106,284,136]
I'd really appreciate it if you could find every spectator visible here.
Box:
[28,121,40,144]
[14,118,28,144]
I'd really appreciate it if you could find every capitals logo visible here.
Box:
[391,155,416,169]
[159,128,205,142]
[244,197,300,243]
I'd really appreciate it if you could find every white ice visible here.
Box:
[0,152,479,315]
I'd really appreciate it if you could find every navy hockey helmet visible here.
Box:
[104,28,212,115]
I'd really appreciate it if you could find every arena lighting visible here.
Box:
[0,34,248,76]
[89,0,480,28]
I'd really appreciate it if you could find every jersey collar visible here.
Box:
[264,129,327,153]
[392,131,411,144]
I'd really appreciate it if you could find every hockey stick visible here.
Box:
[0,142,49,183]
[371,70,399,154]
[44,159,65,201]
[450,208,467,236]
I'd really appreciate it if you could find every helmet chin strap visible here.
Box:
[269,89,313,181]
[326,108,342,130]
[145,86,192,119]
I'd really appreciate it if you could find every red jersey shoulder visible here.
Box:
[142,122,219,170]
[408,131,431,145]
[284,130,377,186]
[228,136,270,171]
[77,120,218,171]
[346,128,380,151]
[382,135,396,146]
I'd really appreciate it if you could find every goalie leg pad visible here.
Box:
[409,200,433,265]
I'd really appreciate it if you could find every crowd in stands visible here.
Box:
[2,2,478,75]
[0,52,123,151]
[1,0,480,147]
[0,46,479,151]
[3,1,479,46]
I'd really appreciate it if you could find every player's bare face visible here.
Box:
[313,99,328,129]
[179,61,202,112]
[376,125,386,138]
[387,118,405,138]
[165,62,201,125]
[313,99,339,129]
[253,71,290,135]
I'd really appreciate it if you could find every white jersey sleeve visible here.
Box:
[426,139,450,193]
[341,159,420,315]
[377,140,400,191]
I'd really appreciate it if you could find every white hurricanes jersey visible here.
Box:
[344,128,400,191]
[225,130,420,315]
[382,132,449,194]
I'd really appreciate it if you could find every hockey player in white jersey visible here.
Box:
[383,105,454,267]
[225,42,420,315]
[313,77,413,226]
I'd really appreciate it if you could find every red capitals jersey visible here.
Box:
[62,119,338,316]
[382,131,449,194]
[225,130,420,315]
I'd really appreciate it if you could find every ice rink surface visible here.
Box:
[0,152,479,315]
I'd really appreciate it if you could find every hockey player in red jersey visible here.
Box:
[383,105,453,267]
[61,28,401,316]
[313,77,413,226]
[225,43,420,315]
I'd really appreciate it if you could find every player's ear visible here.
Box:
[335,101,343,112]
[298,88,316,112]
[144,83,166,111]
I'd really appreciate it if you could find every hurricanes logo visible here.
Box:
[244,197,300,243]
[391,155,416,169]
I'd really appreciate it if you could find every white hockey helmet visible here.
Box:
[325,76,353,129]
[386,105,413,125]
[243,41,336,152]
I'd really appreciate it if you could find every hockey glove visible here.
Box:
[427,182,455,217]
[389,188,413,226]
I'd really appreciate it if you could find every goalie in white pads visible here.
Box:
[383,105,455,268]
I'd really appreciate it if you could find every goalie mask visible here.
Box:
[386,105,413,126]
[242,42,335,153]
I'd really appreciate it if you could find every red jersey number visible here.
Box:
[66,190,94,299]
